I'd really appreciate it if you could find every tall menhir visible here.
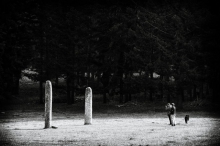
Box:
[85,87,92,125]
[45,80,52,128]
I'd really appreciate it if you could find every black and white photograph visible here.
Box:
[1,0,220,145]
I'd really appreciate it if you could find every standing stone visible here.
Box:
[85,87,92,125]
[45,80,52,128]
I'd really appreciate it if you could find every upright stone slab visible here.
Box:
[85,87,92,125]
[45,80,52,128]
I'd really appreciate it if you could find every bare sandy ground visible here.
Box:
[1,110,220,146]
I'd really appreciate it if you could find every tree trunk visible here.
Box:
[206,83,209,96]
[103,92,107,104]
[189,88,193,101]
[39,3,46,104]
[86,71,90,87]
[67,73,75,104]
[14,70,21,95]
[124,73,129,103]
[39,46,44,104]
[39,79,43,104]
[144,88,147,99]
[45,36,50,81]
[66,74,71,104]
[167,89,171,103]
[101,71,110,104]
[91,71,95,82]
[55,76,59,87]
[165,76,171,103]
[149,72,153,101]
[71,90,75,104]
[71,45,76,104]
[178,94,183,109]
[149,89,153,101]
[128,72,132,101]
[212,70,220,103]
[193,84,197,101]
[119,76,124,104]
[181,88,185,102]
[212,87,217,103]
[200,84,204,99]
[71,75,75,104]
[118,52,124,104]
[86,44,90,87]
[97,72,101,85]
[129,93,132,101]
[102,73,108,104]
[160,75,164,100]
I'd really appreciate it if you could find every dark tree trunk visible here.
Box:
[71,74,75,104]
[55,76,59,87]
[103,92,107,104]
[97,72,101,85]
[144,88,147,99]
[127,84,132,102]
[128,72,132,101]
[66,74,71,104]
[71,89,75,104]
[129,93,132,101]
[39,8,45,104]
[125,94,129,103]
[5,73,13,98]
[206,83,209,96]
[178,94,183,109]
[167,89,171,103]
[86,71,90,87]
[212,87,217,102]
[39,46,44,104]
[166,76,171,103]
[118,52,124,104]
[45,36,50,81]
[39,79,43,104]
[189,88,193,101]
[200,84,204,99]
[176,87,183,109]
[14,70,21,95]
[181,88,185,102]
[119,76,123,104]
[71,45,76,104]
[101,71,110,104]
[76,71,80,85]
[211,70,220,103]
[149,72,153,101]
[160,75,164,99]
[67,74,75,104]
[124,73,129,103]
[149,89,153,101]
[193,84,197,101]
[86,44,90,87]
[91,71,95,82]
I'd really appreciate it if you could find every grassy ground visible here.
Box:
[0,79,220,145]
[0,102,220,146]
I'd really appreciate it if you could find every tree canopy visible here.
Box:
[0,0,219,104]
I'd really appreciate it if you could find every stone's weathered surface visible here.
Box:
[45,80,52,129]
[85,87,92,125]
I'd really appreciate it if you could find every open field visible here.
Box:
[0,103,220,146]
[0,77,219,145]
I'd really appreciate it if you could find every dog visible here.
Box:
[185,115,189,124]
[165,103,176,126]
